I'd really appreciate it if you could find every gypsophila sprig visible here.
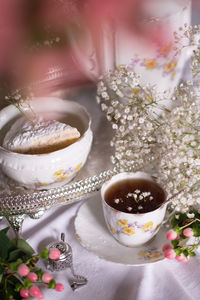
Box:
[191,30,200,88]
[97,65,166,172]
[173,24,199,56]
[5,89,37,121]
[156,84,200,213]
[0,227,64,300]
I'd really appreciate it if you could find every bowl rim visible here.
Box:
[0,96,92,159]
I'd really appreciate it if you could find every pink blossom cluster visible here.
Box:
[162,228,194,263]
[17,248,63,299]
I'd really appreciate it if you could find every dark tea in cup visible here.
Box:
[104,178,166,214]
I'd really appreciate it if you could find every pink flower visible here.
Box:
[55,283,64,292]
[166,229,178,241]
[175,253,188,262]
[162,243,173,252]
[164,248,176,259]
[42,272,53,283]
[20,288,29,298]
[27,272,38,282]
[183,228,194,238]
[29,285,41,297]
[48,248,61,260]
[17,264,30,277]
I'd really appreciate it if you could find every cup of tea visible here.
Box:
[101,172,167,247]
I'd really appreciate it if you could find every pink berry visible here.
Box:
[175,253,188,262]
[17,264,30,277]
[42,272,53,283]
[29,285,40,297]
[166,229,178,241]
[164,248,176,259]
[162,243,173,252]
[49,248,61,260]
[55,283,64,292]
[37,292,44,300]
[183,227,194,238]
[27,272,38,282]
[20,288,29,298]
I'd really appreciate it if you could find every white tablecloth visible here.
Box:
[1,192,200,300]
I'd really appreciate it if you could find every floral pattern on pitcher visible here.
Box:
[129,43,179,80]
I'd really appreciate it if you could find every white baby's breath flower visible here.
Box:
[187,213,195,218]
[116,90,123,97]
[101,92,109,99]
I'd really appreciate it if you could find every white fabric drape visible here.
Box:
[1,193,200,300]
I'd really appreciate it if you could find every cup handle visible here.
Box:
[162,189,185,225]
[162,206,176,225]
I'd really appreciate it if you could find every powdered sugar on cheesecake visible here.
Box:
[3,117,81,154]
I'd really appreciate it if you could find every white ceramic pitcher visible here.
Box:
[68,0,193,106]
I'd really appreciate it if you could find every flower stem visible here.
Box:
[179,218,200,230]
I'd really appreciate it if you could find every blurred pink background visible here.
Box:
[0,0,199,99]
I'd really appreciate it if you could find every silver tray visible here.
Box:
[0,87,116,231]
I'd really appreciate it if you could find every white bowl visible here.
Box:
[0,97,93,190]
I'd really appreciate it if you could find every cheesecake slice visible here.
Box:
[3,116,80,154]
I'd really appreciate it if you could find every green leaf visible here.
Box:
[180,213,188,223]
[48,279,56,289]
[24,279,33,289]
[172,240,179,248]
[0,228,15,260]
[190,252,196,256]
[8,249,23,262]
[183,249,189,257]
[179,232,186,240]
[170,215,179,228]
[5,275,22,300]
[14,281,22,292]
[175,248,182,256]
[0,264,5,274]
[0,227,10,235]
[40,247,49,260]
[35,269,43,281]
[192,222,200,237]
[174,226,182,236]
[9,258,22,272]
[16,239,35,256]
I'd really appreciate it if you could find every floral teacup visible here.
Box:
[101,172,167,247]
